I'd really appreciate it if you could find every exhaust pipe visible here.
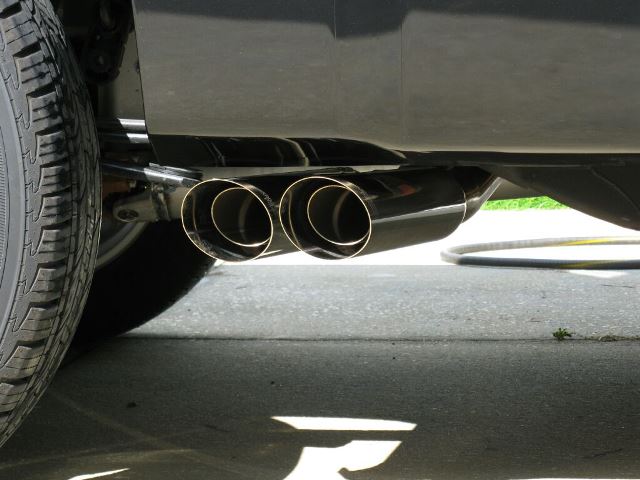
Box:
[279,169,468,260]
[181,177,295,262]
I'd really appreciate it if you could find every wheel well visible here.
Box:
[56,0,144,121]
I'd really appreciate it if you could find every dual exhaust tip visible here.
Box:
[182,171,468,262]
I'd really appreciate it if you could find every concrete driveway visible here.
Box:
[1,210,639,480]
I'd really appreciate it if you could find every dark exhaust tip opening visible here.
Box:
[307,185,370,246]
[211,187,272,248]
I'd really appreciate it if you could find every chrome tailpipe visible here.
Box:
[181,177,296,262]
[182,169,492,262]
[279,169,468,260]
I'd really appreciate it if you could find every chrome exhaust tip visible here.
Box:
[280,170,468,260]
[182,179,277,262]
[280,176,374,259]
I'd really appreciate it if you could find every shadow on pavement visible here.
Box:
[0,338,639,479]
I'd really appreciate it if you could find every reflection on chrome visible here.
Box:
[68,469,129,480]
[273,416,415,480]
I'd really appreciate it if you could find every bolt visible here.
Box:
[117,209,139,222]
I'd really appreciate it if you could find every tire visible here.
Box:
[0,0,100,446]
[73,221,214,346]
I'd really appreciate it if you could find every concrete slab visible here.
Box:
[1,210,640,480]
[1,339,639,480]
[131,211,640,341]
[131,265,640,341]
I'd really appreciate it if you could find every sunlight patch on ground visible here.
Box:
[568,270,628,279]
[273,416,416,431]
[68,469,129,480]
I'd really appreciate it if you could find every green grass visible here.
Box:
[483,196,568,211]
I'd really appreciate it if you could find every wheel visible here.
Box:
[73,221,214,346]
[0,0,100,446]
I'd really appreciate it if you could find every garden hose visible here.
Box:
[441,236,640,270]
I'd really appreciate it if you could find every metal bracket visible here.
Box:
[103,160,201,223]
[102,161,202,188]
[112,184,175,223]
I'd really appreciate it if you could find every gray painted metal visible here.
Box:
[132,0,640,153]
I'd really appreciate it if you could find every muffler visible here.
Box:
[181,177,296,262]
[279,169,468,260]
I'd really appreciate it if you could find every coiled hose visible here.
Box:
[441,236,640,270]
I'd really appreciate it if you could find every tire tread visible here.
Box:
[0,0,99,445]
